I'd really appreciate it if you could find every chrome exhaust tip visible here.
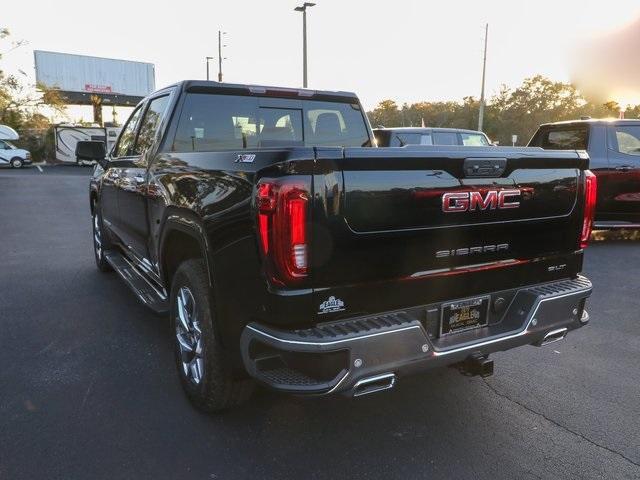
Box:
[540,327,568,346]
[352,373,396,397]
[580,309,590,324]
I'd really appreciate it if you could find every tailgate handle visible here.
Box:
[463,158,507,178]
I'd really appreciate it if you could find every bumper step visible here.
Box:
[260,311,417,344]
[527,276,592,297]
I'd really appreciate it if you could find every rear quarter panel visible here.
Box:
[147,148,317,363]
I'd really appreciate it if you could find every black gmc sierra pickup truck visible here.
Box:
[81,81,595,411]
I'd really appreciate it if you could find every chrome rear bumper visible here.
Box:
[240,276,592,396]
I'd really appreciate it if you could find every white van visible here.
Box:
[0,140,32,168]
[0,125,31,168]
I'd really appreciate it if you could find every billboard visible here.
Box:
[34,51,155,106]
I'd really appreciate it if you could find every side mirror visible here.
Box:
[75,141,107,167]
[491,141,500,146]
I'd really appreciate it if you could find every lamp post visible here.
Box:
[205,56,214,81]
[478,23,489,132]
[294,2,315,88]
[218,30,227,82]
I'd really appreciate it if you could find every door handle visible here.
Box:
[615,165,633,171]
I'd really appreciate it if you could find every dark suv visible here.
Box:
[529,119,640,228]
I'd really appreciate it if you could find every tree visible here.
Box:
[624,104,640,119]
[368,100,400,128]
[0,29,67,160]
[486,75,587,145]
[366,75,640,145]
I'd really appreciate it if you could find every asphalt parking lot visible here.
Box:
[1,166,639,480]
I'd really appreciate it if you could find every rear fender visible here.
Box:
[159,209,214,288]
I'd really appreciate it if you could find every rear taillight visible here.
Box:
[257,179,310,284]
[580,170,597,249]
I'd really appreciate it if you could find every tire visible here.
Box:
[170,259,254,412]
[10,157,23,168]
[92,202,113,272]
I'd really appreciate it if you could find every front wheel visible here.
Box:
[10,157,23,168]
[170,259,253,412]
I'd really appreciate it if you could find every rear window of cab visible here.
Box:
[171,93,371,151]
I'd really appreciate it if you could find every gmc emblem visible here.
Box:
[442,189,521,213]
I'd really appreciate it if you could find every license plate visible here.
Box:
[440,296,490,335]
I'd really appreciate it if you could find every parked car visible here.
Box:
[529,119,640,228]
[83,80,594,411]
[373,127,492,147]
[0,140,32,168]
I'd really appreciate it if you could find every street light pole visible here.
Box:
[205,56,213,81]
[478,23,489,132]
[302,9,307,87]
[294,2,315,88]
[218,30,223,82]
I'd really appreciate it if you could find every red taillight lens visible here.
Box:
[257,179,309,283]
[286,193,308,273]
[257,183,275,254]
[580,170,597,249]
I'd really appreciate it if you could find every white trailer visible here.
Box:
[0,125,20,140]
[54,125,121,164]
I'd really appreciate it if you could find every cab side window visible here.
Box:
[541,128,588,150]
[133,95,171,156]
[609,125,640,156]
[114,106,144,158]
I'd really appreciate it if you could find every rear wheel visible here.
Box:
[10,157,23,168]
[92,202,113,272]
[170,259,253,412]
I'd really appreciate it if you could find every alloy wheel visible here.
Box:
[93,214,102,259]
[175,286,205,384]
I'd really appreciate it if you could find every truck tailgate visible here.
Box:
[310,146,588,318]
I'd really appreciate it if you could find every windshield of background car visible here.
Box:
[460,132,489,146]
[172,94,371,151]
[540,127,588,149]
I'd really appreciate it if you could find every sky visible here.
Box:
[2,0,640,122]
